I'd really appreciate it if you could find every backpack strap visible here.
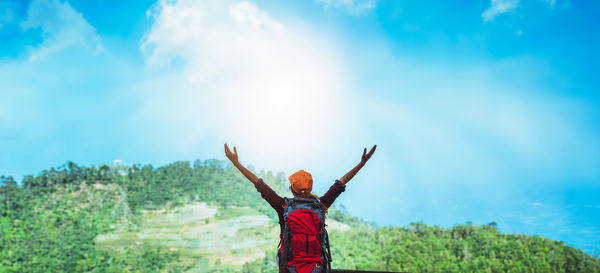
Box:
[325,229,332,273]
[279,197,288,273]
[280,197,296,272]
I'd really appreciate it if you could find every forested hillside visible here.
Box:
[1,160,599,272]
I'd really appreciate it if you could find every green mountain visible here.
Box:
[1,160,599,272]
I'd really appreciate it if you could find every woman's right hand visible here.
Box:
[224,143,239,163]
[224,143,259,184]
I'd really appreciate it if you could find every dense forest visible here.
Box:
[1,160,599,272]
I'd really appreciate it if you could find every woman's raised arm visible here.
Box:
[224,143,259,184]
[339,145,377,185]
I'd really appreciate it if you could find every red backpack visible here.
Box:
[278,197,332,273]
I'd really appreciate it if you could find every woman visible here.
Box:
[223,143,376,238]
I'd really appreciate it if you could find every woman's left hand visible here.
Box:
[361,145,377,163]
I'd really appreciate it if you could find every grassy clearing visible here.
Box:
[95,202,279,271]
[214,206,264,220]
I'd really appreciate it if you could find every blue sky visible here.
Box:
[1,0,599,255]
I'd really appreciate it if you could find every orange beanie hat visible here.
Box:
[289,170,313,194]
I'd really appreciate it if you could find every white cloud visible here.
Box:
[314,0,379,15]
[20,0,102,60]
[482,0,519,22]
[138,0,355,175]
[482,0,560,22]
[229,1,283,31]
